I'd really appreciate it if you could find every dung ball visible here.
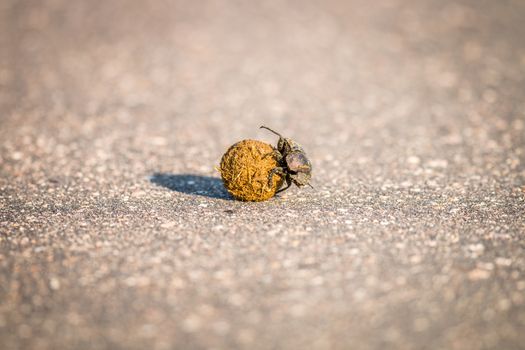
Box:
[220,139,284,201]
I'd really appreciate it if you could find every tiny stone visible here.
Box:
[495,257,512,266]
[182,315,202,333]
[407,156,421,165]
[468,268,491,281]
[161,221,176,229]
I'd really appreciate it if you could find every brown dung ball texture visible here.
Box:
[220,140,284,201]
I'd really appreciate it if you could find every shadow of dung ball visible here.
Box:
[220,140,284,201]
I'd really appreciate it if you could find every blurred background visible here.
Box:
[1,0,524,349]
[2,0,525,180]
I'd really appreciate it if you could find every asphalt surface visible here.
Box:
[1,0,525,349]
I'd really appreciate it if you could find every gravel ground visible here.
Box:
[1,0,525,349]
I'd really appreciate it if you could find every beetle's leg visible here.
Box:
[276,176,292,194]
[267,167,286,187]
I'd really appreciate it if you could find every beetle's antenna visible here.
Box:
[260,126,282,138]
[307,183,314,190]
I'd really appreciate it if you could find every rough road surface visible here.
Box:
[1,1,525,349]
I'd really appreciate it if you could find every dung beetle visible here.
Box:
[260,126,313,194]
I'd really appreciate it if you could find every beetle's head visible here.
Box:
[286,152,312,187]
[290,171,311,187]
